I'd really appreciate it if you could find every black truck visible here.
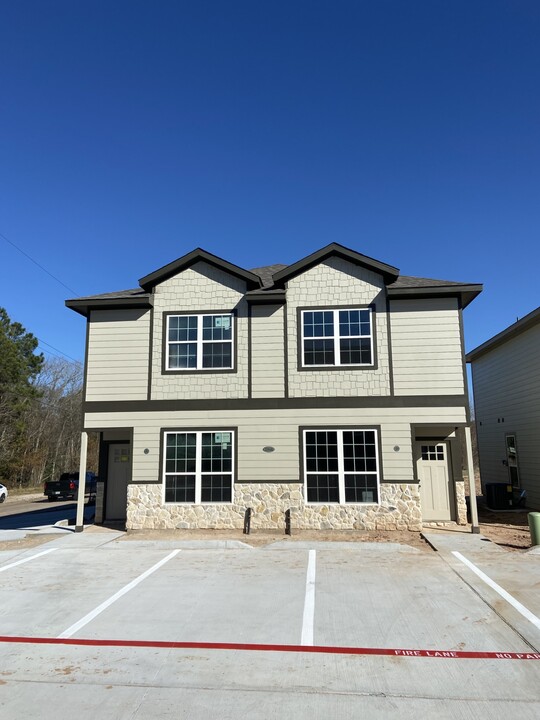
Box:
[44,471,97,501]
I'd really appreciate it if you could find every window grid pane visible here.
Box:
[164,432,233,504]
[167,314,233,370]
[302,308,373,367]
[305,429,378,504]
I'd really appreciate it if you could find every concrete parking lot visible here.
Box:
[1,529,539,719]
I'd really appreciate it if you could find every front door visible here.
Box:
[416,442,454,522]
[106,444,131,520]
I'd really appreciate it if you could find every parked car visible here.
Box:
[44,472,97,501]
[0,483,7,503]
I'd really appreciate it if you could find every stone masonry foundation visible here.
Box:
[127,483,423,531]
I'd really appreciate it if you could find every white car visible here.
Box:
[0,484,7,503]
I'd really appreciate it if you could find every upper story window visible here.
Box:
[301,307,373,368]
[166,313,234,371]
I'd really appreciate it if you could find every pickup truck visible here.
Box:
[44,472,97,501]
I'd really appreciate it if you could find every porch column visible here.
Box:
[75,431,88,532]
[464,425,480,534]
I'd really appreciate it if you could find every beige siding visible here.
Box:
[86,309,150,401]
[286,257,391,397]
[85,405,467,485]
[472,322,540,508]
[151,261,249,400]
[251,304,285,397]
[390,298,465,396]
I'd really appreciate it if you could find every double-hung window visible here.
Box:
[166,313,234,371]
[303,429,380,504]
[163,430,234,503]
[301,308,373,367]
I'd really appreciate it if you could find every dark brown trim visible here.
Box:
[385,296,395,396]
[84,395,469,414]
[161,310,238,375]
[296,304,378,372]
[94,428,134,522]
[283,305,289,398]
[458,307,471,423]
[272,243,399,286]
[387,285,482,309]
[82,316,90,425]
[159,426,238,497]
[66,296,152,318]
[147,304,154,401]
[247,303,252,399]
[246,291,286,305]
[139,248,261,291]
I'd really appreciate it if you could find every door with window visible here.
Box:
[416,442,454,522]
[106,444,131,520]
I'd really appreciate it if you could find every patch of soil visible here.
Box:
[0,534,58,552]
[477,506,532,551]
[122,527,432,551]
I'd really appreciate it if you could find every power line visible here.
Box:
[0,230,80,297]
[37,338,80,364]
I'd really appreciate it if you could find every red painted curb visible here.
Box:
[0,636,538,660]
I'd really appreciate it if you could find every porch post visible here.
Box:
[464,425,480,534]
[75,431,88,532]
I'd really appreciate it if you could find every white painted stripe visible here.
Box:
[0,548,57,572]
[301,549,316,646]
[58,550,180,639]
[452,551,540,630]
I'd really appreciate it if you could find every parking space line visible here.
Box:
[452,551,540,631]
[1,634,539,660]
[301,549,316,645]
[57,549,181,639]
[0,548,57,573]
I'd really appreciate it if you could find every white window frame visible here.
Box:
[300,307,374,368]
[303,428,380,505]
[166,313,234,371]
[162,430,235,505]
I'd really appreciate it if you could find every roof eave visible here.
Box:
[271,243,400,286]
[65,295,152,318]
[139,248,262,291]
[387,284,483,309]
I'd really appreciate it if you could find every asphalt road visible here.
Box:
[0,494,89,530]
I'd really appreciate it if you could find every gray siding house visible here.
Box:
[467,307,540,509]
[67,244,482,531]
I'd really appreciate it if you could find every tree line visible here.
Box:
[0,307,97,489]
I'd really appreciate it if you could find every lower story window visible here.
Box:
[303,429,380,504]
[163,430,234,504]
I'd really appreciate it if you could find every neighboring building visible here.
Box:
[67,243,482,531]
[467,307,540,509]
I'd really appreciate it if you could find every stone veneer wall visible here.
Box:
[127,483,422,531]
[455,480,467,525]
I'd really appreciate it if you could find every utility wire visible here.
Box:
[37,338,80,364]
[0,230,80,297]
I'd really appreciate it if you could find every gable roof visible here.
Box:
[66,244,482,316]
[467,306,540,362]
[271,243,400,286]
[139,248,261,291]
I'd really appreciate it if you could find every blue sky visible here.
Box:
[1,1,539,366]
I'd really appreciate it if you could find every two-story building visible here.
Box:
[67,243,482,532]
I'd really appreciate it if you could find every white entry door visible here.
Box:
[106,444,131,520]
[416,442,454,522]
